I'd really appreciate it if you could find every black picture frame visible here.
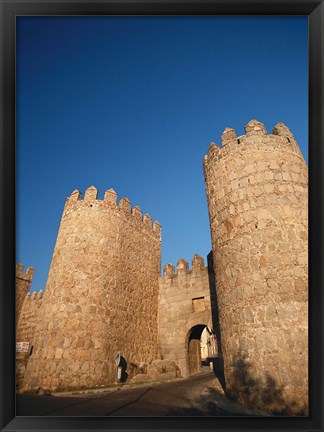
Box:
[0,1,323,431]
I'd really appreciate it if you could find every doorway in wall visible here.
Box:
[187,324,206,375]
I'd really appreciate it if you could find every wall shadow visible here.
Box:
[227,353,308,416]
[164,386,266,416]
[207,251,226,391]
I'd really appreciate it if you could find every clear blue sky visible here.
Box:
[16,16,308,293]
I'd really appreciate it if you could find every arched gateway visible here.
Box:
[158,254,218,378]
[187,324,206,375]
[187,324,218,375]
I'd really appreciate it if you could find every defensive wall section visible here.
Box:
[16,264,34,326]
[203,120,308,414]
[16,278,43,389]
[158,254,216,378]
[21,186,161,392]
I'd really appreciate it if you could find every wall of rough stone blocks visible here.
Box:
[16,264,34,326]
[16,289,43,388]
[203,120,308,414]
[21,186,161,392]
[158,254,215,378]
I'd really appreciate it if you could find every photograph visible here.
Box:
[0,1,322,431]
[15,13,309,418]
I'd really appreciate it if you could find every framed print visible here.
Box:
[1,1,323,431]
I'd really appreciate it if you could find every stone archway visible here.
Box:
[187,324,206,376]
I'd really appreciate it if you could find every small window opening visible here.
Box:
[192,297,205,312]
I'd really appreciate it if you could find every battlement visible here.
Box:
[64,186,161,236]
[28,290,43,301]
[16,264,38,328]
[161,254,206,279]
[204,119,299,166]
[16,264,35,282]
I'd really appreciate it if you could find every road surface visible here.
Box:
[16,371,266,416]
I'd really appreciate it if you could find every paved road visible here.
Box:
[16,372,266,417]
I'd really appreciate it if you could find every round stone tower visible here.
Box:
[22,186,161,392]
[203,120,308,414]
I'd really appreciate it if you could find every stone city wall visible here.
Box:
[203,120,308,414]
[158,254,214,377]
[16,289,43,389]
[16,264,34,326]
[21,186,161,392]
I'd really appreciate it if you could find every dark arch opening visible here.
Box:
[187,324,206,376]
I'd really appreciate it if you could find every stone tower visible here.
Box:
[16,264,34,326]
[203,120,308,414]
[21,186,161,392]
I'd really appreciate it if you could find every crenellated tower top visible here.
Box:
[204,119,303,170]
[63,186,161,237]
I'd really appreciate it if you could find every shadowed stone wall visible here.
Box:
[21,186,161,392]
[203,120,308,414]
